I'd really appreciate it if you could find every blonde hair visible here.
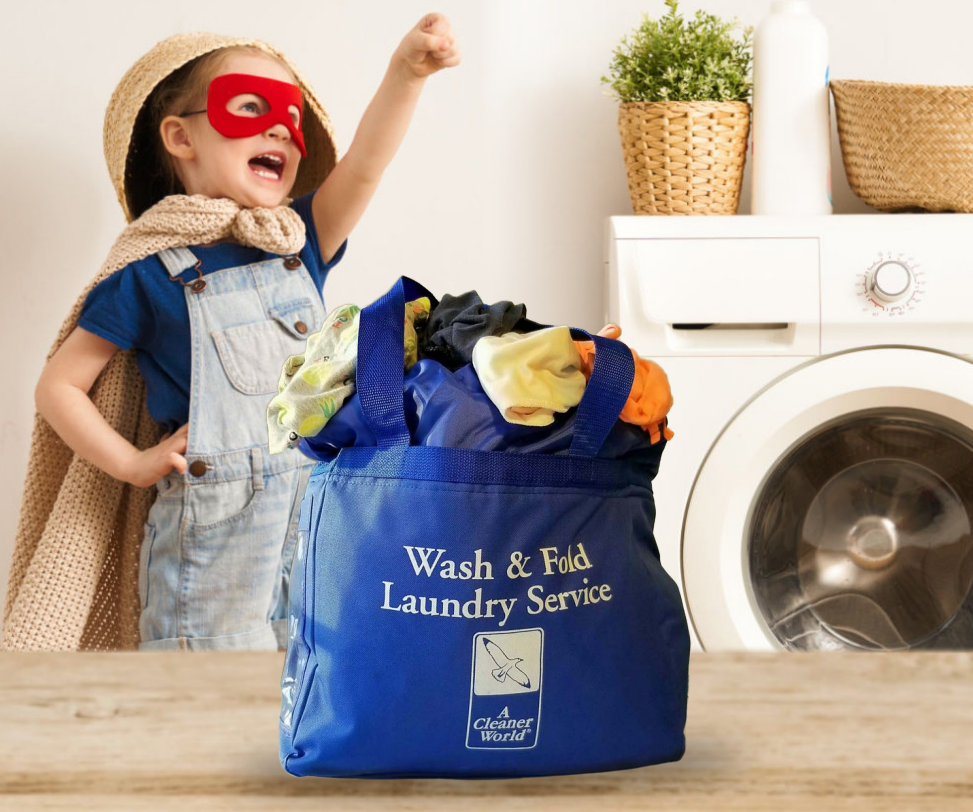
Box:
[125,45,297,217]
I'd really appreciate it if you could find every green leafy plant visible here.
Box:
[602,0,753,103]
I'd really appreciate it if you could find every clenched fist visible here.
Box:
[396,13,462,79]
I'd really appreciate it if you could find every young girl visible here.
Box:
[2,16,460,652]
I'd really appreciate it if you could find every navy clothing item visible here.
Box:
[300,358,665,466]
[421,291,528,371]
[78,192,346,433]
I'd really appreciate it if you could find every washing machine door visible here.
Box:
[684,346,973,651]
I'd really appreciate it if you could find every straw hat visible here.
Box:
[104,32,338,222]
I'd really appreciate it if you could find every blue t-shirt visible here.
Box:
[78,192,346,434]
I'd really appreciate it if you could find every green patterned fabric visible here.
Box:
[267,298,430,454]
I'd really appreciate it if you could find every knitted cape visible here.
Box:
[1,195,306,651]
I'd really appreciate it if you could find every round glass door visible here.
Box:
[748,408,973,651]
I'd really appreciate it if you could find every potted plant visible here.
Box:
[602,0,753,214]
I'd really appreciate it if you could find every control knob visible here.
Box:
[867,260,914,304]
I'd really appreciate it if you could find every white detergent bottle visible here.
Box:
[750,0,832,214]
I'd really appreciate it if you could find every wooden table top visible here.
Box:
[1,651,971,811]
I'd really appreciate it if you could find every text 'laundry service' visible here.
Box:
[380,544,614,627]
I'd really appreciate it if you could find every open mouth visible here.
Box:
[248,152,285,181]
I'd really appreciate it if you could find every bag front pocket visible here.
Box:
[284,448,689,778]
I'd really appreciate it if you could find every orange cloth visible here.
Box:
[574,341,674,444]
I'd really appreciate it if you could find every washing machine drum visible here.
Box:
[750,408,973,651]
[683,347,973,651]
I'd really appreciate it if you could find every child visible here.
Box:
[2,16,460,652]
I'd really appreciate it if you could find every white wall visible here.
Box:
[2,0,972,597]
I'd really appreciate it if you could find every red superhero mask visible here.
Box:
[204,73,307,157]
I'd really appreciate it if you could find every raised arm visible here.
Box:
[310,13,461,263]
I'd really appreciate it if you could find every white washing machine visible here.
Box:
[606,214,973,652]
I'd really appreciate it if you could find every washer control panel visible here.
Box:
[859,254,924,316]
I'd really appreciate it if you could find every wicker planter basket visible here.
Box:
[617,101,750,215]
[831,79,973,212]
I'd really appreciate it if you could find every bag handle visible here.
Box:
[356,276,635,457]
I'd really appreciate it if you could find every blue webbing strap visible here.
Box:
[357,277,438,448]
[356,277,635,458]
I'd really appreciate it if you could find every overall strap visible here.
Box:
[157,247,199,277]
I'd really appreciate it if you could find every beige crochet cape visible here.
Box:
[1,195,306,651]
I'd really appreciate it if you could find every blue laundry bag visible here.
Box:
[279,277,690,779]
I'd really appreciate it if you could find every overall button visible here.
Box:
[188,460,209,478]
[284,256,302,270]
[190,280,207,293]
[294,320,308,334]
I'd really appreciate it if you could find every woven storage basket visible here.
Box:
[617,101,750,215]
[831,79,973,212]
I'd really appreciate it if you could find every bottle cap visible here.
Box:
[772,0,810,12]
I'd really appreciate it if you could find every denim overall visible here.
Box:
[138,246,324,651]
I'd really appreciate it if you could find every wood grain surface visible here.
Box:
[1,652,971,811]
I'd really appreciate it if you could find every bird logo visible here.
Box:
[482,638,531,689]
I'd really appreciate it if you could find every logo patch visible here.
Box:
[466,628,543,749]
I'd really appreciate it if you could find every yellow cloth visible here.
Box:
[471,327,586,426]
